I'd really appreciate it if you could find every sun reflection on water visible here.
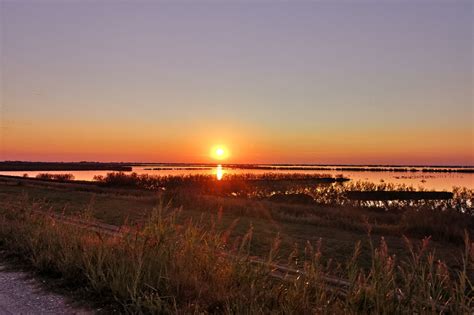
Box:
[216,164,223,180]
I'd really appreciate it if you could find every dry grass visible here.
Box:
[0,197,472,314]
[92,173,473,213]
[36,173,75,181]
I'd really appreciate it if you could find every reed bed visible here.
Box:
[0,198,472,314]
[92,172,347,193]
[35,173,75,181]
[86,173,474,244]
[281,182,473,214]
[93,173,473,214]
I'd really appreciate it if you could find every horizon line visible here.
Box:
[2,160,474,168]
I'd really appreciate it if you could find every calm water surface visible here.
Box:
[1,165,473,191]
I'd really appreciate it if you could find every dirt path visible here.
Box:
[0,264,92,314]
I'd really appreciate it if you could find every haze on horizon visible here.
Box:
[1,1,473,165]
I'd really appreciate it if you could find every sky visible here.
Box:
[1,0,473,165]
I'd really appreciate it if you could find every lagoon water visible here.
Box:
[1,165,473,191]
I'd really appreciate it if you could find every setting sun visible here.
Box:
[211,146,228,160]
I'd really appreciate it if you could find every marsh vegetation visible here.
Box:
[0,174,472,313]
[0,199,472,313]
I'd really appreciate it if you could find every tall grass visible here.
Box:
[89,173,474,244]
[93,172,346,190]
[92,173,473,214]
[0,198,471,313]
[36,173,75,181]
[297,182,473,214]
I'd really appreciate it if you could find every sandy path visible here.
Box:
[0,264,92,314]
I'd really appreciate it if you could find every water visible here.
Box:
[1,165,473,191]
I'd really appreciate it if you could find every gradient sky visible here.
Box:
[1,0,473,165]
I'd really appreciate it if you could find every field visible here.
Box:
[0,174,472,313]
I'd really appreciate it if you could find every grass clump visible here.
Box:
[36,173,75,181]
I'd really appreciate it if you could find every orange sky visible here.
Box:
[1,2,473,165]
[2,119,473,165]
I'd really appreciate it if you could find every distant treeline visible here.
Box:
[0,161,132,171]
[134,163,474,173]
[221,165,474,173]
[1,161,472,173]
[144,167,213,170]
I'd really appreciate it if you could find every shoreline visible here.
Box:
[1,161,473,173]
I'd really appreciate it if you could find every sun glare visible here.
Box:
[211,146,229,160]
